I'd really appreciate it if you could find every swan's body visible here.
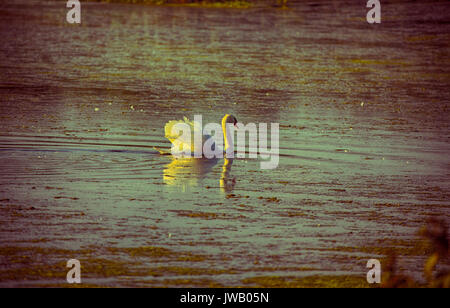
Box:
[164,116,211,155]
[164,114,237,158]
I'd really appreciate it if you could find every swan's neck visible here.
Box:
[222,115,233,153]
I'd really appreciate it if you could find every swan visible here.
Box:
[163,114,238,158]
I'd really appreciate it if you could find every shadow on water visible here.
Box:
[163,156,219,189]
[220,158,236,193]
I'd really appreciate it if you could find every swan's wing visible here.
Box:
[183,116,203,138]
[164,117,203,155]
[165,120,187,144]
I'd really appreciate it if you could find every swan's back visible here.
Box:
[164,117,211,156]
[164,117,194,144]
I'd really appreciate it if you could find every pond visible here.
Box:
[0,0,449,287]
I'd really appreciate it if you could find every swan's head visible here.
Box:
[223,114,238,128]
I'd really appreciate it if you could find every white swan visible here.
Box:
[163,114,238,158]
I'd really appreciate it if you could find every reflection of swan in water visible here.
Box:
[220,158,236,193]
[163,157,236,192]
[163,157,218,189]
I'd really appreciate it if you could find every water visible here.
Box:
[0,0,449,287]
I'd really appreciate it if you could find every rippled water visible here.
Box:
[0,0,449,287]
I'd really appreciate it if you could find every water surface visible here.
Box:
[0,0,449,287]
